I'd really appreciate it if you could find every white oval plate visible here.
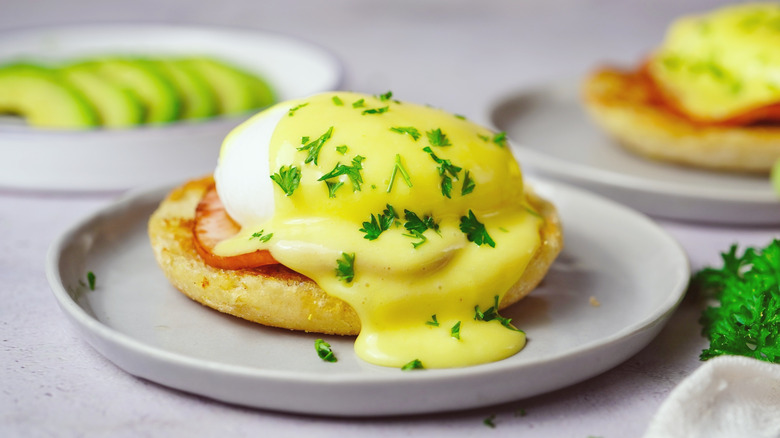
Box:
[489,81,780,225]
[0,23,342,193]
[45,178,689,416]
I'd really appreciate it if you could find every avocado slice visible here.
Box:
[60,63,145,128]
[0,63,98,129]
[86,58,181,124]
[154,59,218,120]
[181,57,275,116]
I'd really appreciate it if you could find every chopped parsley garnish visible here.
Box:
[336,252,356,283]
[362,106,389,115]
[359,204,399,240]
[288,102,308,116]
[270,165,301,196]
[426,315,440,327]
[352,98,365,108]
[297,126,333,165]
[451,321,461,339]
[492,131,507,147]
[318,155,366,191]
[332,96,344,106]
[336,145,348,155]
[455,114,466,120]
[401,209,440,248]
[300,136,310,144]
[86,271,96,291]
[401,359,424,371]
[325,180,344,198]
[426,128,451,147]
[403,230,428,249]
[386,154,413,193]
[483,414,496,428]
[461,170,475,195]
[249,230,273,242]
[314,339,337,362]
[475,295,522,332]
[423,146,462,198]
[693,240,780,363]
[377,91,393,101]
[460,210,495,247]
[390,126,421,141]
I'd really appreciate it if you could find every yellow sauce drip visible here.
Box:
[648,3,780,121]
[215,92,543,368]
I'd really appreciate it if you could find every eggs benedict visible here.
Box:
[583,3,780,172]
[149,91,562,368]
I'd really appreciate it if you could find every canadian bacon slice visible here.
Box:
[193,183,278,269]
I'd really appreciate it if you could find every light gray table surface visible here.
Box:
[2,0,777,436]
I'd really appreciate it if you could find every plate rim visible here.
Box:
[45,178,690,415]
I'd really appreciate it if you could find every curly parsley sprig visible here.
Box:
[692,240,780,363]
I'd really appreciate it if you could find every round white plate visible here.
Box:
[0,23,343,193]
[45,178,689,416]
[489,81,780,225]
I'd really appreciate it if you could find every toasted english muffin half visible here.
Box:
[148,176,562,336]
[582,68,780,173]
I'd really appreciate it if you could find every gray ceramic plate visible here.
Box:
[45,178,689,416]
[490,81,779,225]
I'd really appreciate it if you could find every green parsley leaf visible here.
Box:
[403,209,440,235]
[426,128,451,147]
[336,252,356,283]
[483,414,496,428]
[352,98,365,108]
[477,134,490,142]
[319,155,365,191]
[332,96,344,106]
[314,339,337,362]
[401,359,424,370]
[386,154,413,193]
[461,170,475,195]
[300,136,310,144]
[377,91,393,101]
[362,106,389,115]
[474,295,522,332]
[87,271,96,291]
[515,408,527,417]
[326,180,344,198]
[426,314,440,327]
[390,126,421,141]
[249,230,273,243]
[297,126,334,165]
[423,146,462,198]
[288,102,309,116]
[270,165,301,196]
[459,210,495,247]
[693,240,780,363]
[455,114,466,120]
[492,131,508,147]
[336,145,348,155]
[359,204,399,240]
[451,321,461,339]
[402,230,428,249]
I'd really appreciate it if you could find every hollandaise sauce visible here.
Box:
[213,91,543,368]
[648,3,780,122]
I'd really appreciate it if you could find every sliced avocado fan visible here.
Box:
[0,63,98,129]
[154,59,218,120]
[182,57,275,115]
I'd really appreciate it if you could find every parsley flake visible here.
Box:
[362,106,389,115]
[387,154,413,193]
[270,165,301,196]
[326,180,344,198]
[423,146,462,198]
[474,295,522,332]
[314,339,337,362]
[377,91,393,101]
[390,126,421,141]
[401,210,440,248]
[249,230,273,243]
[332,96,344,106]
[492,131,508,147]
[87,271,96,291]
[483,414,496,428]
[297,126,333,165]
[336,145,348,155]
[336,252,356,283]
[359,204,399,240]
[426,315,440,327]
[451,321,461,340]
[401,359,425,371]
[461,170,475,195]
[319,155,365,192]
[459,210,495,247]
[426,128,451,147]
[352,98,365,108]
[288,102,309,116]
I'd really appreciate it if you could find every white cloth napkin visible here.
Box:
[644,355,780,438]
